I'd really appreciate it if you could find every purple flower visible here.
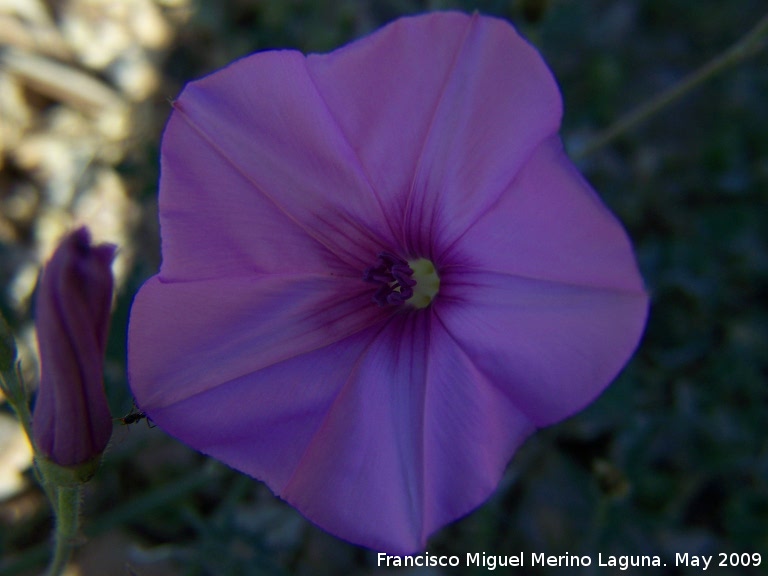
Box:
[128,12,648,552]
[33,228,115,467]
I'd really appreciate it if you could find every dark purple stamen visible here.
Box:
[363,252,416,306]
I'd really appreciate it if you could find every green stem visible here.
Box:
[1,466,216,576]
[45,485,82,576]
[575,11,768,160]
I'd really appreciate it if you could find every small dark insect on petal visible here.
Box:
[117,407,155,428]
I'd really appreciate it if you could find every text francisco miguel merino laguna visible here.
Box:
[377,551,664,571]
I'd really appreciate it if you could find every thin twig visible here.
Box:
[575,11,768,160]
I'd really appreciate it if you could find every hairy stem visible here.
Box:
[45,485,82,576]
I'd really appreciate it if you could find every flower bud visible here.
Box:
[32,228,116,468]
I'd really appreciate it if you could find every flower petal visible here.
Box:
[158,109,347,281]
[305,12,477,244]
[437,136,649,425]
[405,13,562,256]
[142,324,383,501]
[421,318,534,541]
[128,273,387,410]
[142,310,535,554]
[438,135,651,424]
[281,314,428,553]
[282,311,535,553]
[436,270,648,426]
[307,13,561,257]
[136,315,426,553]
[442,136,646,291]
[166,50,399,271]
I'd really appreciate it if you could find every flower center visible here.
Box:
[408,258,440,308]
[363,252,440,309]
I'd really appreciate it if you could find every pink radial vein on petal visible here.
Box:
[307,13,562,259]
[144,322,385,499]
[128,274,389,410]
[305,12,479,251]
[157,112,351,281]
[436,270,648,427]
[282,314,429,553]
[442,136,646,290]
[404,14,561,257]
[278,310,536,553]
[420,317,534,543]
[165,50,401,271]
